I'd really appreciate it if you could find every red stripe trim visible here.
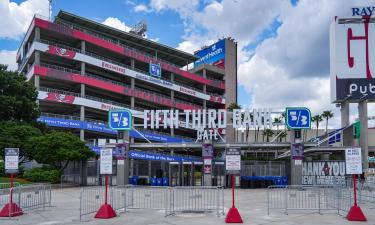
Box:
[34,18,224,89]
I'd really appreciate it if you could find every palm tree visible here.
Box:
[280,111,287,142]
[278,131,287,142]
[263,129,274,142]
[321,110,334,134]
[312,115,323,138]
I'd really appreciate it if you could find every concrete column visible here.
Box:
[203,140,212,186]
[130,159,134,176]
[290,131,302,185]
[358,101,369,170]
[340,102,350,127]
[117,131,130,185]
[80,60,86,141]
[81,40,86,53]
[130,59,135,109]
[170,72,175,137]
[34,27,40,41]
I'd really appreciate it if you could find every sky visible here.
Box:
[1,0,375,128]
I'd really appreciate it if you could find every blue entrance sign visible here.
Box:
[128,151,200,162]
[108,110,132,130]
[285,107,311,129]
[149,62,161,78]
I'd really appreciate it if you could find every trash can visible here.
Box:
[162,177,169,186]
[150,177,157,186]
[156,178,162,186]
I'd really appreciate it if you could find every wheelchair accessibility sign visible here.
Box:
[108,110,132,130]
[285,107,311,130]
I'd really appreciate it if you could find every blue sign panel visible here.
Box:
[128,151,200,162]
[129,130,193,143]
[108,110,132,130]
[285,107,311,129]
[149,62,161,78]
[194,39,225,68]
[38,117,191,143]
[38,116,117,135]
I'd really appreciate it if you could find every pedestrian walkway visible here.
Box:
[0,188,373,225]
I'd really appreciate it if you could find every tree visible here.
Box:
[0,121,43,162]
[322,110,334,134]
[278,131,287,142]
[26,131,95,170]
[312,115,323,138]
[0,64,39,123]
[263,129,274,142]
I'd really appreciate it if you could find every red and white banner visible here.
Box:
[32,41,225,104]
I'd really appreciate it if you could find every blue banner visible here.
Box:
[129,130,192,143]
[128,151,200,162]
[38,117,192,143]
[194,39,225,68]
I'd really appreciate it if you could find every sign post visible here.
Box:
[225,147,243,223]
[345,147,366,221]
[95,148,116,219]
[0,148,22,217]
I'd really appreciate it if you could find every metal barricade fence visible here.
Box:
[18,184,52,211]
[0,184,51,217]
[358,180,375,206]
[267,185,353,215]
[124,186,169,211]
[80,185,224,220]
[168,186,224,216]
[79,185,127,221]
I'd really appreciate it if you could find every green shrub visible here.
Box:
[0,162,4,177]
[23,167,61,183]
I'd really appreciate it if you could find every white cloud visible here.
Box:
[0,0,49,39]
[134,4,151,13]
[160,0,375,128]
[102,17,131,32]
[0,50,17,71]
[149,0,200,18]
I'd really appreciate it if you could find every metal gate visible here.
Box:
[267,185,353,215]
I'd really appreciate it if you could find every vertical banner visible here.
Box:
[202,143,213,174]
[345,148,363,174]
[100,148,113,175]
[4,148,19,174]
[113,143,128,160]
[291,143,304,160]
[225,147,241,174]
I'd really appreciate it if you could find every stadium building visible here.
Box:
[17,11,237,147]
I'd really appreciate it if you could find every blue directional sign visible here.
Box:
[285,107,311,129]
[108,110,132,130]
[149,62,161,78]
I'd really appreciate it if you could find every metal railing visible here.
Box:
[37,62,201,109]
[267,185,353,216]
[0,184,52,217]
[168,186,224,216]
[54,20,224,87]
[37,39,221,102]
[79,185,224,220]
